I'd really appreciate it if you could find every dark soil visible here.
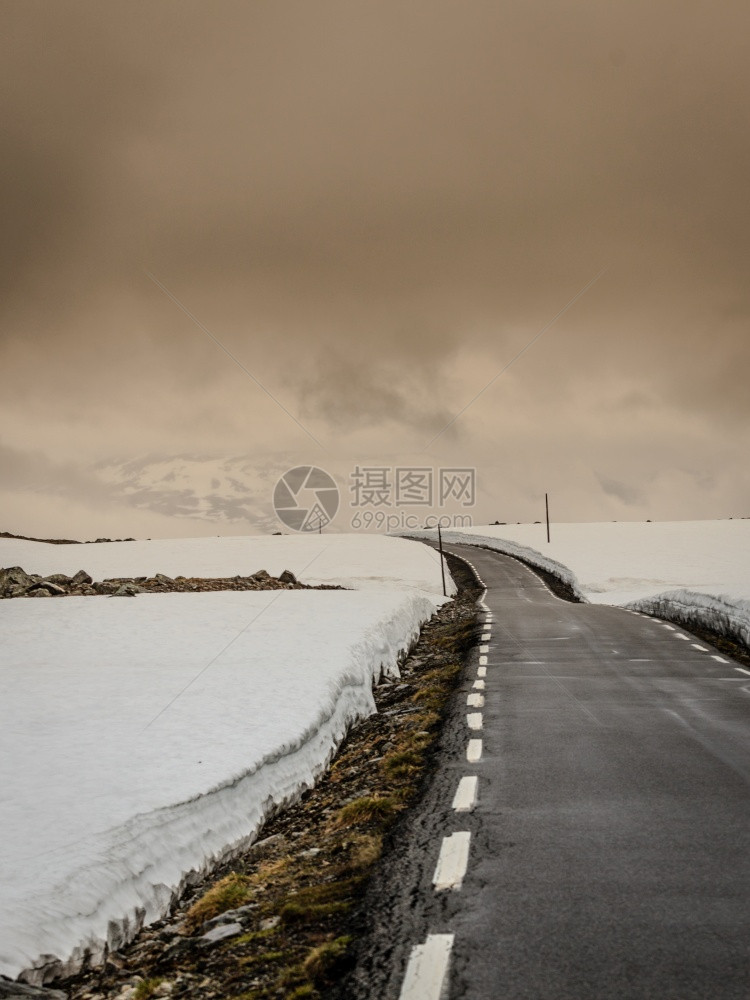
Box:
[54,554,482,1000]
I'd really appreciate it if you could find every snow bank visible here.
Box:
[626,590,750,649]
[404,520,750,648]
[0,532,455,596]
[0,534,453,983]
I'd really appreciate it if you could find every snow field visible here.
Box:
[0,532,456,596]
[0,535,452,983]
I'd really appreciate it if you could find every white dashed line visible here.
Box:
[479,655,488,666]
[712,655,729,663]
[481,632,491,641]
[466,738,483,762]
[399,933,454,1000]
[467,712,483,730]
[479,644,489,653]
[691,644,708,651]
[477,666,487,677]
[674,634,690,640]
[433,831,471,890]
[735,667,750,677]
[662,624,676,630]
[452,775,478,813]
[467,692,484,708]
[473,678,485,690]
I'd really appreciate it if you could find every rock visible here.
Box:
[70,570,93,586]
[197,922,242,946]
[0,567,37,598]
[93,581,118,595]
[251,569,271,581]
[259,915,280,931]
[154,574,174,585]
[245,833,285,861]
[202,903,258,931]
[28,581,67,596]
[0,980,68,1000]
[111,584,144,597]
[44,574,71,586]
[278,569,297,585]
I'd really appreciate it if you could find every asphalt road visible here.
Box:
[341,543,750,1000]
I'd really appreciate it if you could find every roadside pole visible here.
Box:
[545,493,551,543]
[437,523,447,596]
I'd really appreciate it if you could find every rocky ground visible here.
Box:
[2,554,481,1000]
[0,567,341,599]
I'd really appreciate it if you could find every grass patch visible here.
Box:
[133,979,164,1000]
[184,873,252,931]
[380,749,423,780]
[303,935,353,986]
[237,948,289,968]
[331,795,400,829]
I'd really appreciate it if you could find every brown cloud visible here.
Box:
[1,0,749,534]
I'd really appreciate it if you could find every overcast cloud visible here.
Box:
[1,0,748,538]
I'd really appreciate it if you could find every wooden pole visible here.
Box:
[545,493,550,543]
[437,523,447,596]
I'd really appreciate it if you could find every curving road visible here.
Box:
[342,543,750,1000]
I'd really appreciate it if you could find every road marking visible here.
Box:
[467,738,482,762]
[477,665,486,677]
[479,655,488,665]
[399,933,454,1000]
[481,632,491,640]
[467,712,483,730]
[433,831,471,890]
[473,678,485,690]
[662,624,675,630]
[467,692,484,708]
[712,655,729,663]
[452,775,478,812]
[479,644,489,653]
[674,634,690,640]
[691,644,708,651]
[735,667,750,677]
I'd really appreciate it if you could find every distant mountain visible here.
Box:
[94,454,288,532]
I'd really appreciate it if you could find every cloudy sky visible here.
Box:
[2,0,748,538]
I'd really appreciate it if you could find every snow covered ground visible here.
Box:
[0,532,453,595]
[0,535,451,983]
[407,520,750,647]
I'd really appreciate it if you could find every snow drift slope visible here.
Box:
[405,520,750,648]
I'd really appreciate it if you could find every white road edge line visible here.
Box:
[452,775,478,812]
[467,712,483,730]
[691,644,708,651]
[477,666,487,677]
[467,738,482,762]
[735,666,750,677]
[481,632,491,640]
[433,831,471,890]
[479,644,489,653]
[712,655,729,663]
[479,655,488,666]
[674,634,690,640]
[399,933,455,1000]
[467,692,485,708]
[473,679,485,690]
